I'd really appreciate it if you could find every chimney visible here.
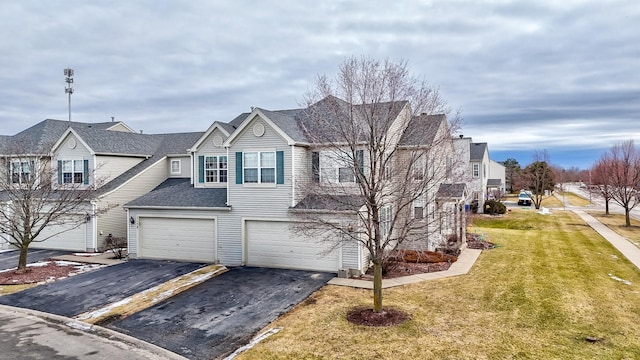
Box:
[111,116,115,122]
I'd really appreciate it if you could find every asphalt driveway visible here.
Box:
[0,249,69,271]
[108,267,333,360]
[0,259,206,317]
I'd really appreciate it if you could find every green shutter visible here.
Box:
[83,160,89,185]
[276,151,284,184]
[198,156,205,183]
[57,160,62,184]
[235,152,243,184]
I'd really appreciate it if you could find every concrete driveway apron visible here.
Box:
[0,249,69,271]
[108,266,333,360]
[0,259,206,317]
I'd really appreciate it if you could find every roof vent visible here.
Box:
[459,134,464,139]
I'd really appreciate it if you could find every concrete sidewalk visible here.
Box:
[574,210,640,270]
[51,252,124,266]
[328,248,482,289]
[0,304,187,359]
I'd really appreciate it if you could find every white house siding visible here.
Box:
[106,123,132,132]
[292,146,309,205]
[386,105,412,148]
[95,158,168,249]
[127,208,233,262]
[193,128,229,189]
[95,155,144,185]
[168,156,191,178]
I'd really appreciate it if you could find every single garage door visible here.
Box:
[245,220,339,272]
[32,223,86,252]
[139,217,216,263]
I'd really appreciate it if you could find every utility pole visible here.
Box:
[64,68,74,122]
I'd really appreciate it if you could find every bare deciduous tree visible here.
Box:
[521,151,555,209]
[0,143,99,271]
[605,140,640,226]
[293,57,462,313]
[591,153,614,215]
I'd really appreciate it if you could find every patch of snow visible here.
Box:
[53,260,83,266]
[66,321,93,332]
[0,249,17,253]
[611,255,619,260]
[223,327,283,360]
[76,298,133,321]
[24,261,51,267]
[608,273,632,285]
[72,252,103,257]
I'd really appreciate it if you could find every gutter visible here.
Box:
[123,205,232,211]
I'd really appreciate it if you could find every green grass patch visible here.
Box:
[238,210,640,360]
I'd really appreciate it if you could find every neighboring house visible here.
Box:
[0,119,203,252]
[453,137,505,211]
[126,97,466,273]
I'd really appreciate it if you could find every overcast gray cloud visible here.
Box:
[0,0,638,168]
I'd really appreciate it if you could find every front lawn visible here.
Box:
[589,212,640,249]
[238,209,640,359]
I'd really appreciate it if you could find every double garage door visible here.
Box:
[31,223,86,252]
[138,217,216,263]
[245,220,339,272]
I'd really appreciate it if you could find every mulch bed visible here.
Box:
[347,306,410,327]
[0,262,80,285]
[466,233,497,249]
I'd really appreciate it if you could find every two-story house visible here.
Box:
[125,97,467,273]
[453,136,505,212]
[0,119,202,252]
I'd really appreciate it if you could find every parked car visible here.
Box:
[518,192,532,206]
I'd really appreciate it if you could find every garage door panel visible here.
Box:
[139,217,215,263]
[32,224,86,252]
[246,221,339,272]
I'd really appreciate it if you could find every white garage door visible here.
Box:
[245,220,339,272]
[139,217,216,263]
[32,223,87,252]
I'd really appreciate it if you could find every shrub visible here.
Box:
[484,199,506,215]
[105,234,127,259]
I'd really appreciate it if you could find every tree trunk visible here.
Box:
[605,199,609,215]
[373,259,383,313]
[625,208,631,227]
[18,246,28,271]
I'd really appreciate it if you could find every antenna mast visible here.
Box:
[64,68,74,122]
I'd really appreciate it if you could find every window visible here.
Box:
[379,205,393,238]
[311,152,320,183]
[11,161,32,184]
[244,151,275,184]
[413,197,424,220]
[338,167,355,182]
[60,160,85,184]
[472,163,480,178]
[205,156,227,183]
[170,159,181,175]
[338,149,363,183]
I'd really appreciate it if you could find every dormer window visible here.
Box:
[171,159,181,175]
[57,159,89,185]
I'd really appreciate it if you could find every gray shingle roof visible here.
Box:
[0,119,129,154]
[97,132,203,195]
[470,142,488,161]
[398,114,445,146]
[437,183,467,199]
[125,178,228,208]
[292,194,364,212]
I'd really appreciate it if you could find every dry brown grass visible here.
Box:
[237,209,640,360]
[0,283,38,295]
[558,191,592,207]
[589,212,640,248]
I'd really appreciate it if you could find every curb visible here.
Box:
[0,304,188,360]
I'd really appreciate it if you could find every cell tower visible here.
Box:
[64,68,74,122]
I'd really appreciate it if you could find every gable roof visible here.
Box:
[292,194,364,212]
[470,142,488,161]
[0,119,131,155]
[398,114,446,146]
[124,178,228,209]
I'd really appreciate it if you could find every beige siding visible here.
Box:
[292,146,308,205]
[95,158,168,249]
[95,155,144,184]
[106,122,133,132]
[168,156,191,178]
[54,133,93,187]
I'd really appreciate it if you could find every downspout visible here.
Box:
[226,146,230,206]
[291,145,295,207]
[91,200,98,251]
[126,208,130,255]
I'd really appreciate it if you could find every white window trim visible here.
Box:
[472,163,480,178]
[61,159,85,184]
[205,155,228,183]
[10,160,33,184]
[170,159,181,175]
[243,151,275,184]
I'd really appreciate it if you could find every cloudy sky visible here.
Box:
[1,1,638,169]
